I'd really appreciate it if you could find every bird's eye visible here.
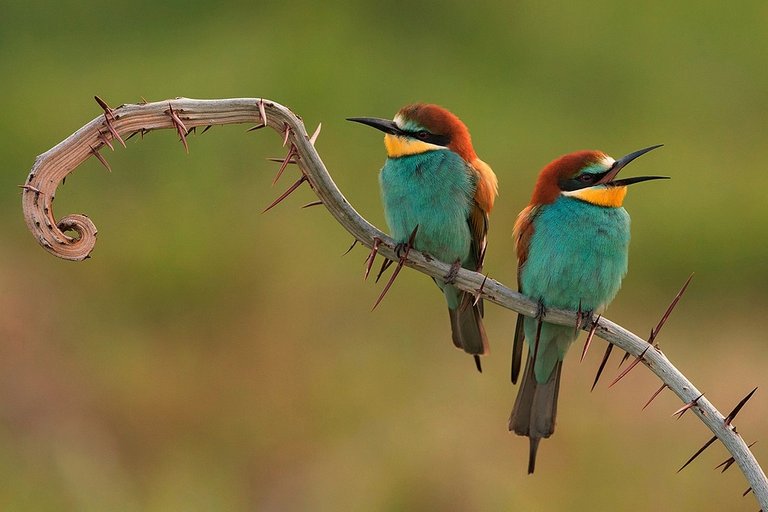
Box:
[416,131,430,140]
[579,174,595,183]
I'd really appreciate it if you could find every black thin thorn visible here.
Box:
[343,239,358,256]
[262,175,307,212]
[474,355,482,373]
[375,258,394,283]
[642,383,667,410]
[247,124,266,132]
[581,315,601,362]
[618,350,632,368]
[649,273,694,345]
[715,441,757,472]
[608,346,650,388]
[677,435,717,473]
[201,125,213,134]
[302,200,323,208]
[473,273,489,307]
[724,387,758,426]
[743,487,753,497]
[591,342,614,392]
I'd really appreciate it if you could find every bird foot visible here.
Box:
[443,259,462,284]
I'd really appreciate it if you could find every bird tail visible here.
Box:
[509,355,562,474]
[448,292,489,365]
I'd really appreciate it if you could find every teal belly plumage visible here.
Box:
[379,149,475,268]
[520,196,630,382]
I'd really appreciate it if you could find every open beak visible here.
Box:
[347,117,403,136]
[598,144,669,186]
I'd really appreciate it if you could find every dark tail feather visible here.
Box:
[509,355,562,474]
[511,313,525,384]
[448,293,489,361]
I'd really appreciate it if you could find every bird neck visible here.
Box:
[384,134,443,158]
[561,186,627,207]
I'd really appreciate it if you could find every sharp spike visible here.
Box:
[649,273,694,345]
[272,145,298,185]
[474,355,482,373]
[201,125,213,134]
[125,130,141,141]
[715,441,757,472]
[364,238,382,280]
[608,346,650,388]
[301,200,323,208]
[94,95,112,112]
[282,123,291,146]
[309,123,322,145]
[258,98,268,128]
[247,123,266,132]
[18,184,41,194]
[618,350,632,368]
[591,342,614,392]
[371,226,418,310]
[166,104,189,153]
[743,487,753,497]
[89,145,112,172]
[97,131,114,151]
[724,387,758,426]
[342,239,358,256]
[266,156,298,163]
[677,435,718,473]
[472,273,489,307]
[262,175,307,212]
[672,393,704,419]
[375,258,394,283]
[580,315,601,362]
[642,383,667,410]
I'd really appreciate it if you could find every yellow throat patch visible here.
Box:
[565,186,628,207]
[384,134,441,158]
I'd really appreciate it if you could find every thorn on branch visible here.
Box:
[649,272,694,345]
[677,435,717,473]
[744,487,753,497]
[97,131,114,151]
[272,144,299,185]
[642,383,667,410]
[165,103,189,153]
[472,273,489,307]
[258,98,268,129]
[94,95,126,148]
[309,123,322,146]
[372,225,418,310]
[201,125,213,134]
[724,387,758,427]
[618,351,632,368]
[343,239,358,256]
[580,314,600,362]
[364,237,383,280]
[591,341,614,392]
[375,258,394,283]
[672,393,704,419]
[282,122,291,147]
[262,175,307,212]
[89,145,112,172]
[716,442,757,473]
[608,346,650,388]
[302,200,323,208]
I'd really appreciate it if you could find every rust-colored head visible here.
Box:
[529,146,665,206]
[347,103,477,161]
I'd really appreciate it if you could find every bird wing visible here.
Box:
[468,158,498,271]
[511,204,540,383]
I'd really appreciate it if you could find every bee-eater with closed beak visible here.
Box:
[509,145,666,473]
[348,104,498,371]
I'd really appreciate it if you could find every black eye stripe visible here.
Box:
[403,129,450,147]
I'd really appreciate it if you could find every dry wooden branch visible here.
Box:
[21,97,768,508]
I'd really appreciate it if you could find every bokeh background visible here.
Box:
[1,1,767,510]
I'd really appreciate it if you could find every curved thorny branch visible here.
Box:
[21,97,767,508]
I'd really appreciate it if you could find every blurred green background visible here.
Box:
[1,1,767,510]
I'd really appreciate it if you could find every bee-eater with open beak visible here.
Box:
[509,145,666,473]
[348,104,498,371]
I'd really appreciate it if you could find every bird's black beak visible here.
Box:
[347,117,403,136]
[598,144,669,186]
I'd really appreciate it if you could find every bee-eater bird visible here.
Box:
[348,104,498,371]
[509,145,666,473]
